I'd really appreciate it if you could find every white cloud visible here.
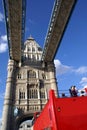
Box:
[0,12,4,22]
[80,77,87,87]
[54,59,87,76]
[54,59,73,75]
[0,92,5,99]
[1,35,7,42]
[78,77,87,94]
[0,43,7,53]
[75,66,87,74]
[0,35,8,53]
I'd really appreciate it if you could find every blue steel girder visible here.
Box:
[42,0,76,62]
[3,0,26,61]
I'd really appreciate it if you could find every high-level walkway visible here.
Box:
[3,0,76,62]
[2,0,76,130]
[3,0,26,61]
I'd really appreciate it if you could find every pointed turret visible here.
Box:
[27,35,35,41]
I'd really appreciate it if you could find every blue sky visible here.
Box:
[0,0,87,123]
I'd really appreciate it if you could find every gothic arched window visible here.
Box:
[32,90,34,98]
[34,89,38,98]
[17,74,21,79]
[40,89,45,98]
[42,73,46,80]
[19,91,25,99]
[27,70,36,78]
[27,84,38,99]
[27,47,31,51]
[32,54,36,60]
[28,54,31,60]
[37,55,39,60]
[32,47,35,52]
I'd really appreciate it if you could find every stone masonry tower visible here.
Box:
[2,36,58,130]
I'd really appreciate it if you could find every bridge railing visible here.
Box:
[58,89,71,97]
[58,89,86,97]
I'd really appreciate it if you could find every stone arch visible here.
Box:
[15,113,33,130]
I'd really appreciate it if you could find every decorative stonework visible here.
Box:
[23,36,42,62]
[2,0,76,129]
[2,36,58,130]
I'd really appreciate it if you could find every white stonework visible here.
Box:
[2,36,58,130]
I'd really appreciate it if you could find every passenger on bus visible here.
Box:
[80,90,85,96]
[79,87,87,96]
[62,93,66,98]
[69,86,78,97]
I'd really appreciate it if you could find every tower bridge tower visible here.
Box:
[2,36,58,130]
[2,0,76,129]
